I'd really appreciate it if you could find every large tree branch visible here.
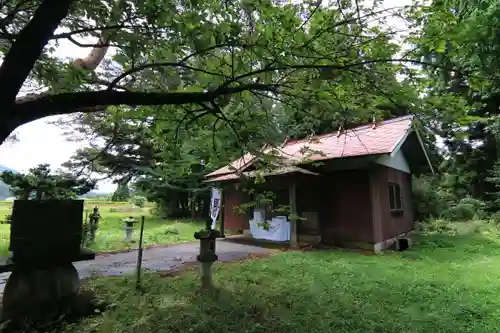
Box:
[220,58,451,88]
[0,0,74,105]
[108,62,231,89]
[11,84,278,125]
[51,24,143,40]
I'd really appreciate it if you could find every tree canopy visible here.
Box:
[8,0,500,220]
[30,0,422,217]
[0,0,425,144]
[0,164,96,200]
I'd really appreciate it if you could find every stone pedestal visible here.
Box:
[123,226,134,242]
[88,206,101,243]
[89,225,97,242]
[2,264,79,318]
[2,200,98,324]
[194,229,221,289]
[0,250,95,320]
[121,217,138,242]
[200,262,213,289]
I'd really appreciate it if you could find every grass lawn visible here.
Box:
[0,200,205,255]
[67,221,500,333]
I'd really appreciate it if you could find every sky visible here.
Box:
[0,37,118,193]
[0,0,411,194]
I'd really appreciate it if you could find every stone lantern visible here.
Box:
[193,218,223,288]
[121,216,138,242]
[87,206,101,242]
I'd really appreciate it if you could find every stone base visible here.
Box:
[298,234,322,244]
[341,233,413,252]
[373,233,413,252]
[2,263,80,319]
[0,289,108,332]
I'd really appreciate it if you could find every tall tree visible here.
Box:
[58,1,423,217]
[111,182,130,202]
[408,0,500,202]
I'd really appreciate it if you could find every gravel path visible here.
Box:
[0,239,272,292]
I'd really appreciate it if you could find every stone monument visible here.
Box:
[0,200,95,319]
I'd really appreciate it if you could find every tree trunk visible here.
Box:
[0,0,74,106]
[190,192,197,219]
[181,192,190,218]
[0,0,113,145]
[202,194,211,219]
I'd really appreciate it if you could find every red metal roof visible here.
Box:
[205,152,255,178]
[206,115,414,179]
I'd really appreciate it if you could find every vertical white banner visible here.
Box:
[209,187,222,230]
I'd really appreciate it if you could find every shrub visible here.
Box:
[441,197,487,221]
[132,196,147,208]
[458,196,487,218]
[165,227,179,235]
[442,203,476,221]
[490,211,500,223]
[412,175,455,220]
[420,219,459,235]
[149,203,164,218]
[0,214,11,224]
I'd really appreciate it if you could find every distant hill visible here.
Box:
[0,165,17,200]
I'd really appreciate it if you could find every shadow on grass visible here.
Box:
[67,248,500,333]
[223,236,291,251]
[400,228,500,263]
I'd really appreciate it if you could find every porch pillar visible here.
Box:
[369,167,384,247]
[220,187,225,237]
[289,179,298,247]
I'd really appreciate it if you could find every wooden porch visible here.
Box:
[222,234,320,250]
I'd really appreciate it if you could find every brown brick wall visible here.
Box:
[320,169,374,245]
[222,184,249,231]
[370,165,414,242]
[220,164,414,244]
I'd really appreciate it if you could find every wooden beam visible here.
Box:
[369,167,384,245]
[288,179,298,247]
[220,187,225,237]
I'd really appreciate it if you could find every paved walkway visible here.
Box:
[0,239,272,292]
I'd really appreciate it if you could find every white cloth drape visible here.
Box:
[249,216,290,241]
[209,187,222,229]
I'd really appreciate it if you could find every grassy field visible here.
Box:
[0,200,204,255]
[65,220,500,333]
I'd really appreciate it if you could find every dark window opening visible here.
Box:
[396,238,409,252]
[388,183,403,214]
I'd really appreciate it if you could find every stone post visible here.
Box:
[121,217,138,242]
[194,226,221,289]
[88,206,101,243]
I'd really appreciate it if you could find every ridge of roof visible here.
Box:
[284,114,415,146]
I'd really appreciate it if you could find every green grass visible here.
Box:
[0,200,205,255]
[67,221,500,333]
